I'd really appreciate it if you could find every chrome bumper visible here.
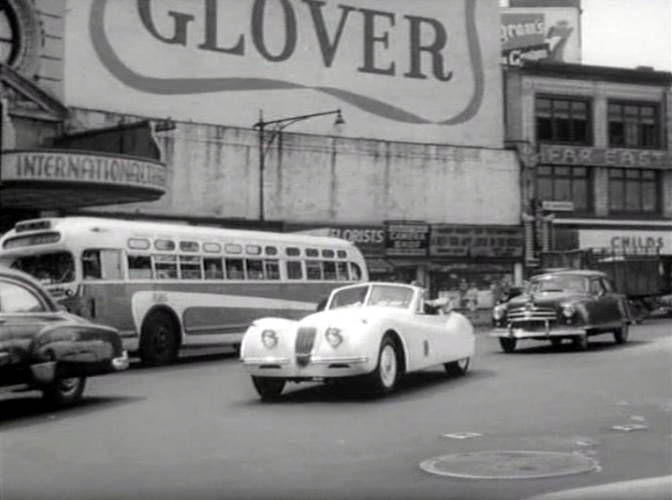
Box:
[242,356,368,366]
[490,324,585,339]
[112,351,130,371]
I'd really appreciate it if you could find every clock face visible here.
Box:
[0,0,20,65]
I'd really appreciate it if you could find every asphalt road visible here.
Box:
[1,320,671,500]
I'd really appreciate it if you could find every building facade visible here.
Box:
[504,60,672,276]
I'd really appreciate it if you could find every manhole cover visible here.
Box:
[420,450,599,480]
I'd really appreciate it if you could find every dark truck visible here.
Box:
[540,247,672,321]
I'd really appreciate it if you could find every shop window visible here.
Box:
[264,260,280,280]
[128,255,152,280]
[179,256,202,279]
[306,260,322,280]
[204,257,224,279]
[287,261,303,280]
[536,96,591,144]
[608,101,660,148]
[226,258,245,279]
[536,166,591,213]
[154,255,178,279]
[608,168,660,215]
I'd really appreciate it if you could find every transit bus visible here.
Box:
[0,217,368,365]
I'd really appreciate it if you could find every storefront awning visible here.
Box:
[0,149,167,209]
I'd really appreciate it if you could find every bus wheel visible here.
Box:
[140,310,179,366]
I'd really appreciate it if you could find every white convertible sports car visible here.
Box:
[240,282,475,400]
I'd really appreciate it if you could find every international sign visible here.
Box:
[1,150,167,191]
[63,0,504,146]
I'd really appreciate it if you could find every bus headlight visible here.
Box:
[493,305,507,320]
[325,327,343,348]
[261,329,278,349]
[561,303,576,319]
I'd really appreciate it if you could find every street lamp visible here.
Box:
[252,109,345,221]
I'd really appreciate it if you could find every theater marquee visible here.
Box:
[64,0,504,146]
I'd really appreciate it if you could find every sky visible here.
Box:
[581,0,672,71]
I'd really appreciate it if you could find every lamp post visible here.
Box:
[253,109,344,222]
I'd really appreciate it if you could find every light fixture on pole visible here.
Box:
[252,109,344,222]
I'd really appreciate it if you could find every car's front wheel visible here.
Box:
[573,334,589,351]
[367,336,400,396]
[613,323,630,344]
[41,377,86,406]
[444,357,470,377]
[499,337,517,353]
[252,376,285,401]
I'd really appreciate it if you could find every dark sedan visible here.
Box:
[490,269,632,352]
[0,266,128,405]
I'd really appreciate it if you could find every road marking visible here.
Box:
[611,423,648,432]
[441,432,483,439]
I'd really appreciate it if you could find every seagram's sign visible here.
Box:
[65,0,504,146]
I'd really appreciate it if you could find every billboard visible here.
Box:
[64,0,504,147]
[501,7,580,65]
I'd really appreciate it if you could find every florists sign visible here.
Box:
[65,0,504,146]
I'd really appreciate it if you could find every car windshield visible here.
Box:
[528,275,588,293]
[10,252,75,285]
[328,284,415,310]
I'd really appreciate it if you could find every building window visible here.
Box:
[536,97,591,144]
[608,168,660,215]
[608,102,660,149]
[537,166,591,213]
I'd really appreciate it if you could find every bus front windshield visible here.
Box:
[11,252,76,285]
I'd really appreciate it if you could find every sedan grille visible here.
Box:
[295,327,317,367]
[508,305,556,323]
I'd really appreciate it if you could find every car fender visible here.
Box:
[29,322,123,363]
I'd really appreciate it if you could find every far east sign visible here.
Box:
[64,0,505,147]
[430,225,524,258]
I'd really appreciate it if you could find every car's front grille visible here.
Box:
[508,305,556,323]
[295,327,317,367]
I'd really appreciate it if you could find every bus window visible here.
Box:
[128,238,150,250]
[180,241,199,252]
[265,246,278,256]
[306,248,319,258]
[350,262,362,281]
[336,261,349,281]
[154,239,175,251]
[323,261,337,280]
[225,243,242,254]
[286,247,300,256]
[128,255,153,280]
[179,256,202,280]
[337,250,347,258]
[12,252,75,284]
[203,242,221,253]
[246,245,261,255]
[203,257,223,279]
[82,249,123,280]
[322,249,335,258]
[246,259,264,279]
[226,258,245,279]
[287,261,303,280]
[306,260,322,280]
[82,250,102,279]
[265,260,280,280]
[154,255,177,279]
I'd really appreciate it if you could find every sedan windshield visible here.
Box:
[11,252,75,285]
[528,275,588,293]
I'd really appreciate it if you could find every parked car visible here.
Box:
[0,266,129,405]
[240,282,475,400]
[490,269,631,352]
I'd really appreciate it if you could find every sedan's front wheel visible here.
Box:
[367,337,399,396]
[41,377,86,406]
[499,337,517,353]
[251,376,285,401]
[613,323,630,344]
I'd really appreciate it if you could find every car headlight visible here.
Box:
[261,329,278,349]
[561,303,576,318]
[325,327,343,348]
[493,304,507,320]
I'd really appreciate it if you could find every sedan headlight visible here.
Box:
[261,329,278,349]
[325,327,343,348]
[493,304,507,320]
[561,303,576,318]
